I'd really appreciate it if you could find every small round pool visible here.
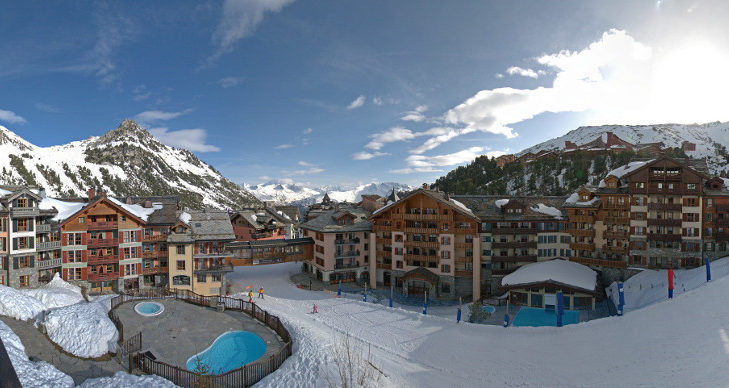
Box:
[481,305,496,314]
[134,301,165,317]
[187,331,267,374]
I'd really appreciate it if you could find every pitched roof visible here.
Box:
[453,195,567,220]
[501,259,597,293]
[301,207,372,233]
[186,209,236,241]
[372,188,478,220]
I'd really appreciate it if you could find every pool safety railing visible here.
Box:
[108,288,293,387]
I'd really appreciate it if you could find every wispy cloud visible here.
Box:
[302,128,312,134]
[347,95,366,110]
[283,161,324,176]
[400,105,428,122]
[134,109,193,123]
[0,109,26,124]
[148,127,220,152]
[372,96,399,106]
[207,0,295,65]
[274,144,293,149]
[391,146,486,174]
[132,85,151,101]
[353,151,388,160]
[34,103,61,113]
[217,76,244,88]
[365,127,417,150]
[506,66,539,78]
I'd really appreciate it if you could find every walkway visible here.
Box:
[0,316,124,385]
[114,299,284,368]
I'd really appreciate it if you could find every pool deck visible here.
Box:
[115,299,284,369]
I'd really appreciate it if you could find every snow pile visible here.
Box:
[23,273,85,309]
[599,160,653,187]
[0,285,47,321]
[531,203,563,218]
[0,320,74,387]
[565,192,600,206]
[179,211,191,224]
[564,192,579,203]
[43,302,118,358]
[494,198,509,208]
[449,198,474,217]
[79,371,180,387]
[502,259,597,291]
[606,257,729,313]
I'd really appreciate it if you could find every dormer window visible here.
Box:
[16,198,28,208]
[581,195,589,201]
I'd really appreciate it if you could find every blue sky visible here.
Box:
[2,1,729,187]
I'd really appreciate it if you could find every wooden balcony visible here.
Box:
[569,257,627,269]
[454,242,474,249]
[604,216,629,224]
[572,229,596,237]
[570,215,595,223]
[193,263,234,274]
[647,233,682,242]
[403,253,438,262]
[647,203,682,211]
[142,234,167,242]
[87,272,119,281]
[36,223,52,233]
[87,238,118,248]
[405,240,439,249]
[10,207,39,217]
[602,245,629,255]
[492,255,537,263]
[604,230,628,239]
[491,227,538,234]
[88,254,119,265]
[570,242,595,251]
[454,270,473,277]
[404,227,439,234]
[88,221,118,230]
[36,241,61,251]
[376,262,391,269]
[142,251,167,259]
[37,258,62,269]
[403,213,451,221]
[647,219,682,227]
[491,241,536,249]
[142,266,169,275]
[376,250,392,257]
[491,269,515,276]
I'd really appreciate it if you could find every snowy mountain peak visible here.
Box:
[0,125,34,151]
[245,181,415,206]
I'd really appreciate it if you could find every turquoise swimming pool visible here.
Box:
[512,307,580,327]
[134,302,164,316]
[187,331,267,374]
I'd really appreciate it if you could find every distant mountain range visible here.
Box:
[244,181,415,206]
[0,120,260,210]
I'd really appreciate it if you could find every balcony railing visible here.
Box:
[87,272,119,281]
[491,255,537,263]
[569,257,627,269]
[87,238,118,248]
[570,242,594,251]
[142,251,168,259]
[193,263,234,274]
[572,229,596,237]
[604,217,630,224]
[602,245,629,255]
[647,219,682,227]
[491,227,538,234]
[647,203,682,211]
[10,208,39,217]
[491,241,536,249]
[404,227,439,234]
[142,234,167,242]
[88,221,118,230]
[647,233,682,242]
[405,240,439,249]
[193,250,233,258]
[604,231,628,239]
[37,258,62,269]
[334,262,361,269]
[455,242,474,249]
[36,224,52,233]
[403,213,451,221]
[88,254,119,265]
[335,238,360,245]
[403,253,438,261]
[142,266,169,275]
[335,250,360,258]
[570,215,595,223]
[36,241,61,251]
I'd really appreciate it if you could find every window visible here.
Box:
[481,235,491,243]
[122,247,136,259]
[19,275,29,287]
[78,217,85,224]
[13,237,34,250]
[68,268,83,280]
[635,182,645,189]
[687,183,696,190]
[122,231,136,243]
[443,223,449,231]
[123,264,137,276]
[177,260,186,270]
[173,275,190,285]
[211,274,221,282]
[176,245,186,255]
[197,274,207,283]
[16,198,29,208]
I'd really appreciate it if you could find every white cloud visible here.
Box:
[0,109,26,124]
[217,76,244,88]
[274,144,293,149]
[284,167,324,176]
[298,161,314,167]
[390,167,443,174]
[366,127,417,150]
[353,151,388,160]
[148,127,221,152]
[347,95,366,110]
[406,146,485,168]
[372,97,383,105]
[134,109,193,123]
[400,105,428,122]
[302,127,312,134]
[209,0,294,64]
[495,73,504,79]
[372,96,399,106]
[506,66,539,78]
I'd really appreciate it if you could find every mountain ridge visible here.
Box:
[245,181,415,206]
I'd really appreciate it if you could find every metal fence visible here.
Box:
[108,288,293,387]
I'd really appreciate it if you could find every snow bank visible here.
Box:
[23,273,85,309]
[606,256,729,313]
[502,259,597,291]
[0,285,47,321]
[0,320,74,387]
[43,302,118,358]
[495,198,509,208]
[565,192,579,203]
[531,203,563,218]
[79,371,180,387]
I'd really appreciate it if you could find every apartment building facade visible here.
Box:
[228,237,313,266]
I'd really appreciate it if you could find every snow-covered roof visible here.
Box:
[107,197,162,222]
[565,193,579,204]
[495,199,509,208]
[449,198,475,217]
[39,197,85,222]
[501,259,597,292]
[530,203,563,219]
[722,177,729,187]
[599,159,653,188]
[564,192,601,207]
[179,211,192,224]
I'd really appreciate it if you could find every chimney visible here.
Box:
[144,200,152,208]
[126,196,133,204]
[87,188,96,200]
[445,193,450,201]
[38,188,46,199]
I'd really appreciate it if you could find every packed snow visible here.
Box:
[38,197,86,221]
[0,285,47,321]
[502,259,597,291]
[78,372,180,387]
[599,160,654,187]
[0,319,75,388]
[226,260,729,387]
[179,211,191,224]
[494,198,509,208]
[42,301,118,358]
[449,198,475,217]
[606,257,729,313]
[23,273,85,309]
[108,197,163,222]
[530,203,563,218]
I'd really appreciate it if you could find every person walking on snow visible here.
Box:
[258,287,264,299]
[312,303,318,314]
[248,290,254,303]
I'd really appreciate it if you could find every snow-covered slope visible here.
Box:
[0,120,260,210]
[520,121,729,172]
[245,181,414,205]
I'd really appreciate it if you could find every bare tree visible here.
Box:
[326,334,383,388]
[191,351,212,388]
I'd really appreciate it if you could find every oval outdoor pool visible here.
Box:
[481,305,496,314]
[186,331,267,374]
[134,302,164,317]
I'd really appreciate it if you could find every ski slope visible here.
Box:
[229,262,729,387]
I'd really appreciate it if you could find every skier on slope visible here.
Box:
[248,290,254,303]
[259,287,264,299]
